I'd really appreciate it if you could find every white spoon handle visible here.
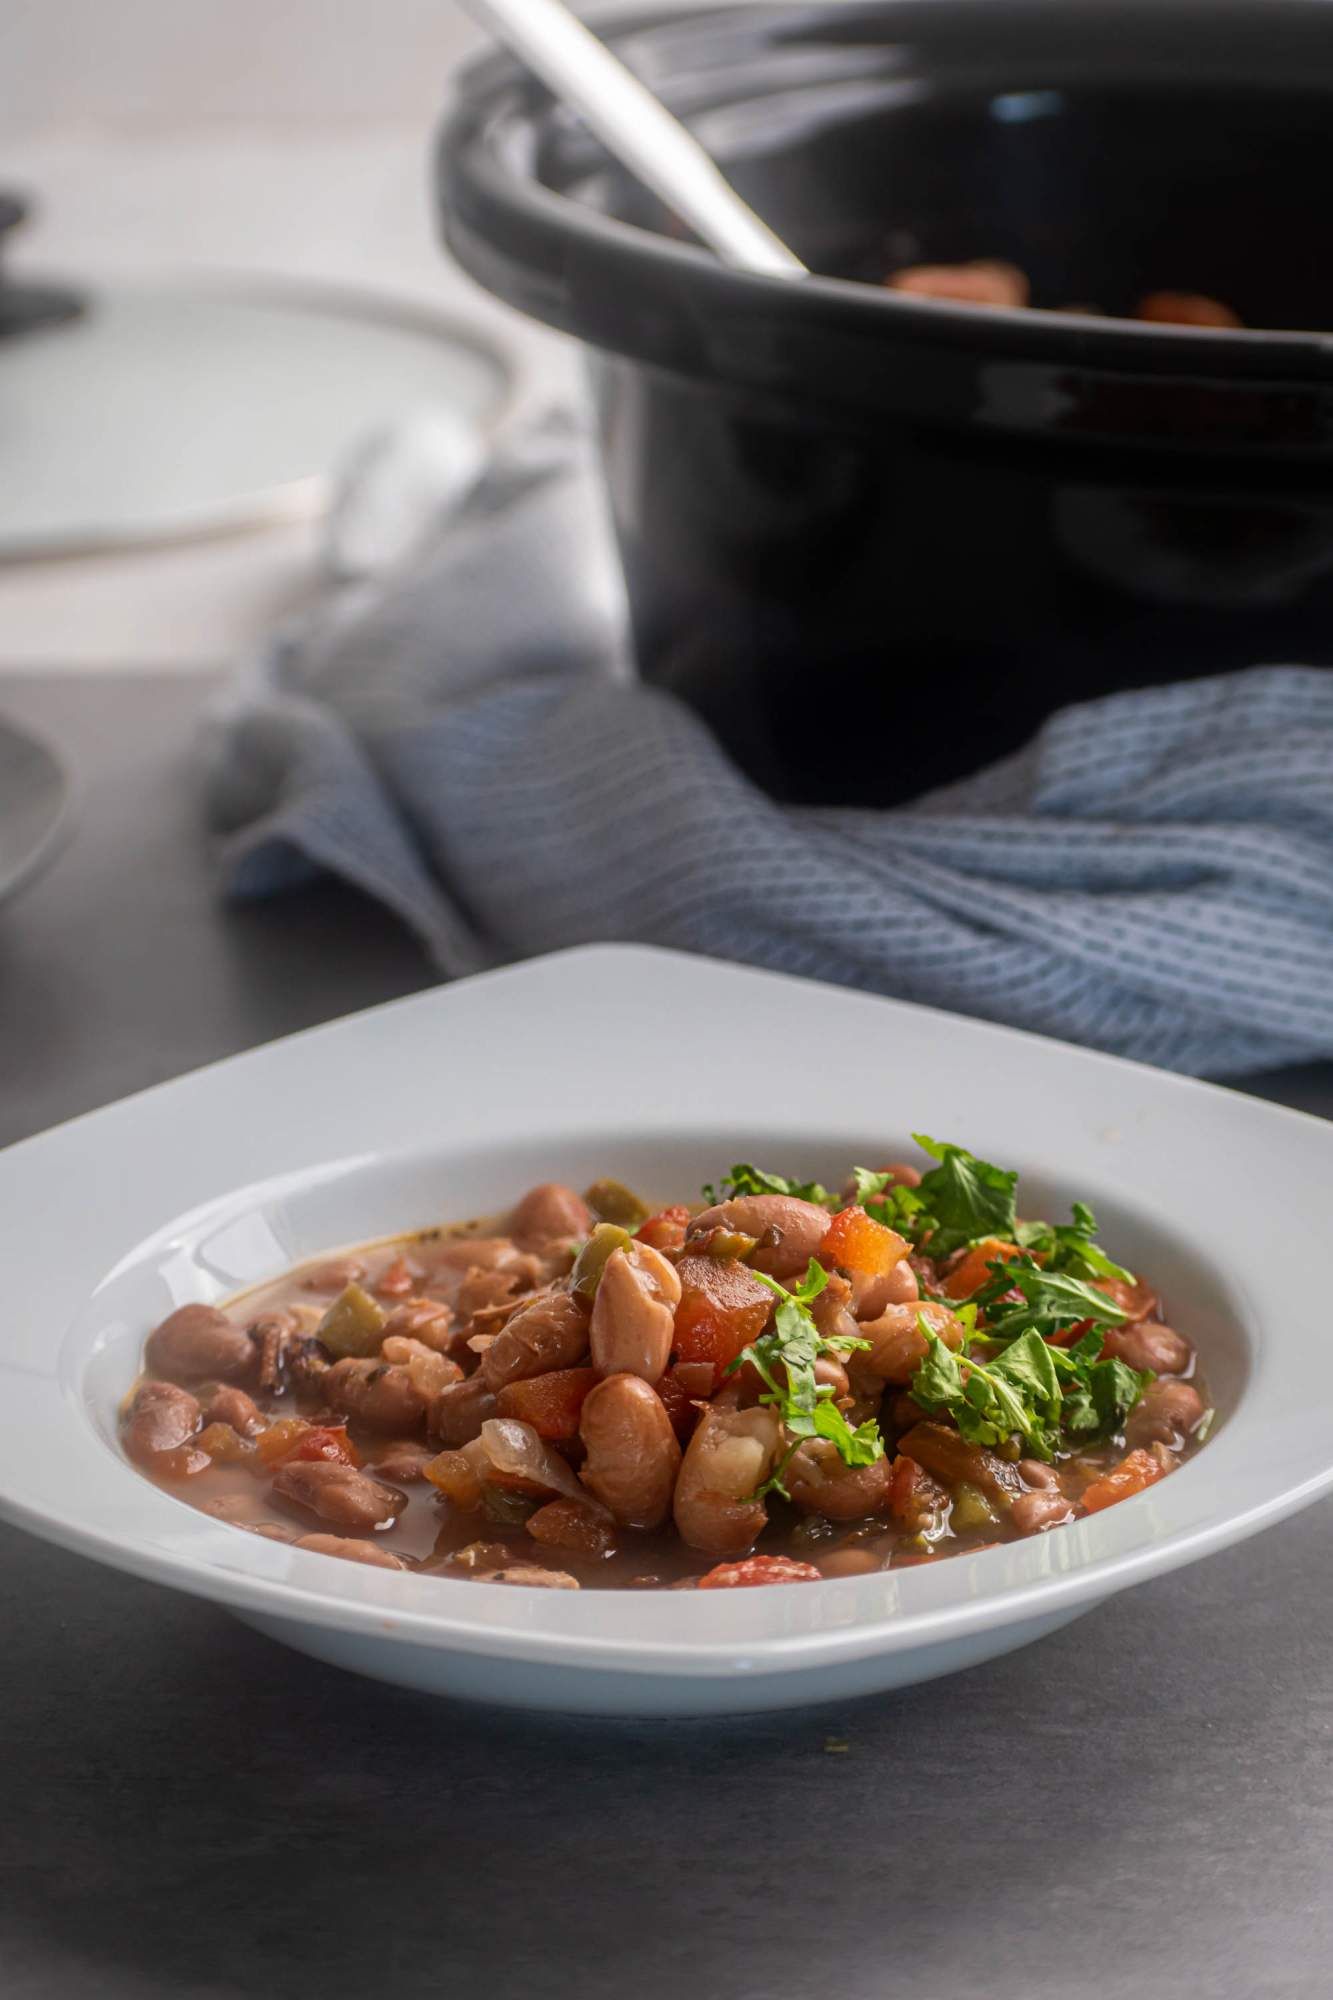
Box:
[461,0,807,279]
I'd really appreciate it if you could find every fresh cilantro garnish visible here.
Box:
[913,1326,1063,1459]
[891,1135,1019,1258]
[969,1256,1131,1341]
[911,1311,1150,1463]
[1016,1202,1134,1284]
[850,1166,929,1237]
[726,1259,882,1495]
[702,1165,834,1208]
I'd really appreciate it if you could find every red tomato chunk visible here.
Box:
[697,1555,823,1589]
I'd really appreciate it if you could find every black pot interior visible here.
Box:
[538,8,1333,333]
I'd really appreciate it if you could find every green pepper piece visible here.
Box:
[569,1223,633,1299]
[480,1486,539,1527]
[950,1481,1000,1533]
[317,1282,386,1358]
[701,1228,759,1262]
[583,1178,650,1230]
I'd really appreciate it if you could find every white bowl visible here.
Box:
[1,945,1327,1716]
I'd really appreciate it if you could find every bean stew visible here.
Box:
[121,1139,1212,1590]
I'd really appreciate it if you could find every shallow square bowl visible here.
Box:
[0,946,1327,1715]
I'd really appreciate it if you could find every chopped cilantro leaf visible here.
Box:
[702,1164,834,1207]
[970,1256,1131,1341]
[905,1135,1019,1258]
[911,1308,1151,1462]
[1016,1201,1134,1284]
[727,1260,882,1492]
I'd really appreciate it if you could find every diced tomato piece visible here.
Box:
[897,1422,1022,1506]
[655,1364,708,1444]
[1080,1447,1166,1515]
[424,1449,483,1508]
[887,1452,950,1532]
[495,1366,599,1441]
[820,1205,908,1280]
[254,1417,314,1465]
[636,1205,692,1253]
[196,1421,256,1464]
[671,1254,773,1391]
[286,1424,361,1467]
[941,1238,1025,1300]
[376,1255,419,1300]
[1048,1316,1098,1351]
[697,1554,822,1589]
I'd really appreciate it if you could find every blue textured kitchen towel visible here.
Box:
[207,413,1333,1077]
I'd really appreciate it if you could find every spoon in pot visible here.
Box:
[460,0,808,279]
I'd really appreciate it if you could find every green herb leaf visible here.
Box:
[1016,1201,1134,1284]
[911,1326,1061,1459]
[702,1164,834,1208]
[970,1257,1131,1341]
[908,1135,1019,1258]
[728,1259,884,1479]
[911,1310,1151,1461]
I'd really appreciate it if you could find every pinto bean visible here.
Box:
[672,1403,782,1556]
[301,1256,366,1293]
[1017,1459,1060,1489]
[433,1236,525,1273]
[379,1336,464,1401]
[817,1546,884,1578]
[146,1304,254,1384]
[382,1297,456,1353]
[293,1533,407,1570]
[454,1267,521,1319]
[1125,1378,1205,1449]
[272,1460,407,1532]
[589,1242,681,1384]
[123,1380,204,1469]
[856,1257,919,1319]
[813,1352,850,1402]
[473,1564,580,1589]
[509,1183,593,1246]
[202,1492,293,1536]
[1096,1275,1159,1322]
[324,1357,429,1434]
[784,1439,894,1520]
[367,1441,437,1484]
[430,1373,499,1447]
[855,1300,963,1386]
[579,1374,681,1529]
[481,1290,589,1391]
[1103,1320,1193,1376]
[1009,1488,1076,1536]
[200,1384,263,1436]
[687,1195,830,1280]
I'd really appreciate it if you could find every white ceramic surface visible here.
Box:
[1,945,1328,1716]
[0,278,511,557]
[0,712,73,904]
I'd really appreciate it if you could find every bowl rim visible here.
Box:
[437,0,1333,383]
[2,944,1332,1684]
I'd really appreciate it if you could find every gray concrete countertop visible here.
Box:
[2,672,1330,2000]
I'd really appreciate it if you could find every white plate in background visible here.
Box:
[0,275,512,558]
